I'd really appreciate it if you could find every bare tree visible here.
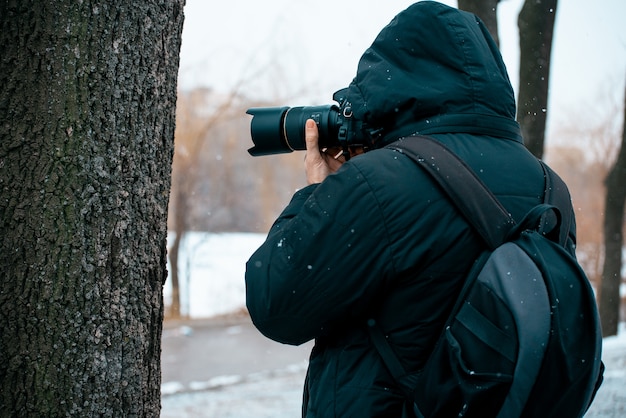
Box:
[166,87,307,317]
[168,89,242,318]
[457,0,500,46]
[0,1,184,415]
[599,76,626,337]
[517,0,558,158]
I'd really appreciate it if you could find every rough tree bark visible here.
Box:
[0,1,184,416]
[599,78,626,337]
[457,0,500,47]
[517,0,558,159]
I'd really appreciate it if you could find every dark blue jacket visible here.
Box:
[246,2,575,416]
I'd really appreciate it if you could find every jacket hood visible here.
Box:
[335,1,522,146]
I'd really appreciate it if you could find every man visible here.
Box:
[245,1,576,416]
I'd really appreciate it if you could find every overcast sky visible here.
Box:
[177,0,626,136]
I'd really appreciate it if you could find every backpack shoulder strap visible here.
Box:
[386,136,515,250]
[370,136,518,406]
[377,136,554,417]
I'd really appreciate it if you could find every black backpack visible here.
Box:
[368,136,604,418]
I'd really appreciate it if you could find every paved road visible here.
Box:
[162,315,312,392]
[161,315,311,417]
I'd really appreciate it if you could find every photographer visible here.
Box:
[245,1,576,416]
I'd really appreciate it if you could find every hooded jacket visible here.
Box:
[245,2,575,416]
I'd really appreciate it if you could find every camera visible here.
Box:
[246,92,384,157]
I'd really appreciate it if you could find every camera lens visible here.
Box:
[282,105,341,151]
[246,107,291,156]
[247,105,341,156]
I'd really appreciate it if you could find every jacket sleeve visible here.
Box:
[245,163,394,345]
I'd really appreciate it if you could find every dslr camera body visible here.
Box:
[247,90,383,157]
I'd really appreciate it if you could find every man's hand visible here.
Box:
[304,119,344,184]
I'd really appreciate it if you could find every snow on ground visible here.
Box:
[167,232,625,327]
[162,233,626,417]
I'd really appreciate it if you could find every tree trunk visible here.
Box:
[168,184,188,319]
[457,0,500,47]
[0,1,184,416]
[517,0,558,159]
[599,77,626,337]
